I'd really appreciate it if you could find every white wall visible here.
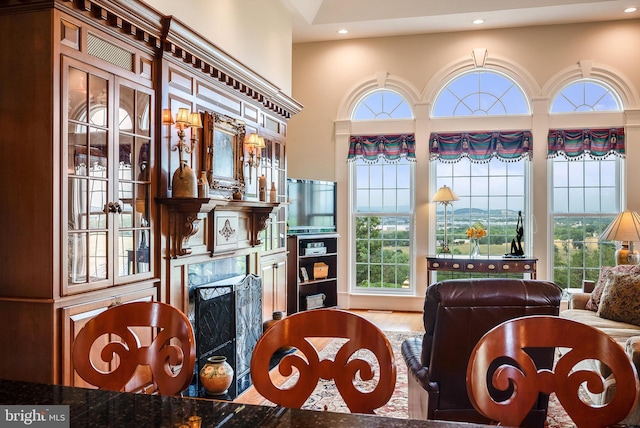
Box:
[288,19,640,311]
[144,0,293,95]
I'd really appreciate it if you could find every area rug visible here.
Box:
[259,331,577,427]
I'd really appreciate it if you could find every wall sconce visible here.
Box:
[600,209,640,265]
[432,185,459,255]
[244,133,265,184]
[164,107,203,197]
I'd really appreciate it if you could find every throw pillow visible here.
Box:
[586,266,613,311]
[597,271,640,326]
[586,264,640,311]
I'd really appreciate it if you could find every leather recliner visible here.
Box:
[402,278,562,427]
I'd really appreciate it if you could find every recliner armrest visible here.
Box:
[401,337,438,393]
[568,292,591,310]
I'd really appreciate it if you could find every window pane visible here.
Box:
[551,154,621,289]
[353,158,413,293]
[352,89,413,120]
[356,189,369,212]
[551,80,622,112]
[433,70,529,117]
[434,157,526,257]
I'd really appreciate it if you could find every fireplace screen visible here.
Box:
[193,274,262,398]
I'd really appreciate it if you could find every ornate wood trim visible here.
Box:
[162,16,303,120]
[9,1,303,120]
[52,0,164,53]
[157,198,280,258]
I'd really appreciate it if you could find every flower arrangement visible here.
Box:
[466,222,487,240]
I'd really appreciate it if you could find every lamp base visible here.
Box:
[615,244,640,265]
[437,245,452,256]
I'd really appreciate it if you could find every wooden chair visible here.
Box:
[250,308,396,414]
[72,301,195,396]
[466,315,639,428]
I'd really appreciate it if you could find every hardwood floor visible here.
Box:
[234,309,423,406]
[350,309,424,333]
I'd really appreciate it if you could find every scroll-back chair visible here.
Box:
[467,315,639,428]
[72,301,195,396]
[250,308,396,414]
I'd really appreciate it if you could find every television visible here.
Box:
[287,178,337,235]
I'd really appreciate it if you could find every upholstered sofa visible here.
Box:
[559,264,640,425]
[402,278,562,428]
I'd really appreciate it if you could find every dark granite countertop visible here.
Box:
[0,379,488,427]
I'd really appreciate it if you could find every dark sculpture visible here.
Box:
[509,211,525,257]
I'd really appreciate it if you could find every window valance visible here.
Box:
[429,131,532,163]
[547,128,625,160]
[347,134,416,163]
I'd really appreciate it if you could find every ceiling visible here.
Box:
[281,0,639,43]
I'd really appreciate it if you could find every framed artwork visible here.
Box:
[202,111,245,196]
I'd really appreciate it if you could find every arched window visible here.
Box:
[551,79,622,113]
[352,89,413,120]
[432,70,529,117]
[349,89,415,294]
[549,79,624,289]
[431,70,531,262]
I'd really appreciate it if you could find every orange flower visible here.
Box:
[466,223,487,239]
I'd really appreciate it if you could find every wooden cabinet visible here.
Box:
[63,58,155,296]
[60,286,157,388]
[287,234,339,314]
[0,0,301,387]
[0,3,162,385]
[260,251,287,321]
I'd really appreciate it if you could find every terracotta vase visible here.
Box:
[199,355,234,395]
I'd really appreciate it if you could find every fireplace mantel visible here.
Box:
[157,197,280,258]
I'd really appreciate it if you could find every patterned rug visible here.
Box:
[259,331,577,426]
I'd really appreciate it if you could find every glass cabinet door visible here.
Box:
[116,82,152,278]
[64,60,153,295]
[260,138,286,252]
[66,65,111,291]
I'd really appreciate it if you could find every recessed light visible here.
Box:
[624,7,637,13]
[337,29,349,35]
[472,19,485,25]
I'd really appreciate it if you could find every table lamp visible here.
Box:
[432,185,459,254]
[599,209,640,265]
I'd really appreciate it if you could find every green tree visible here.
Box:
[355,216,382,286]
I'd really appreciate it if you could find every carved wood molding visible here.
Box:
[162,17,303,120]
[9,2,303,121]
[52,0,164,53]
[157,198,279,258]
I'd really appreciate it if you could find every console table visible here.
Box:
[426,256,537,284]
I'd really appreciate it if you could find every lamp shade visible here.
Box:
[600,210,640,265]
[432,185,459,203]
[600,210,640,243]
[162,109,175,125]
[189,112,202,128]
[175,108,190,125]
[245,133,265,148]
